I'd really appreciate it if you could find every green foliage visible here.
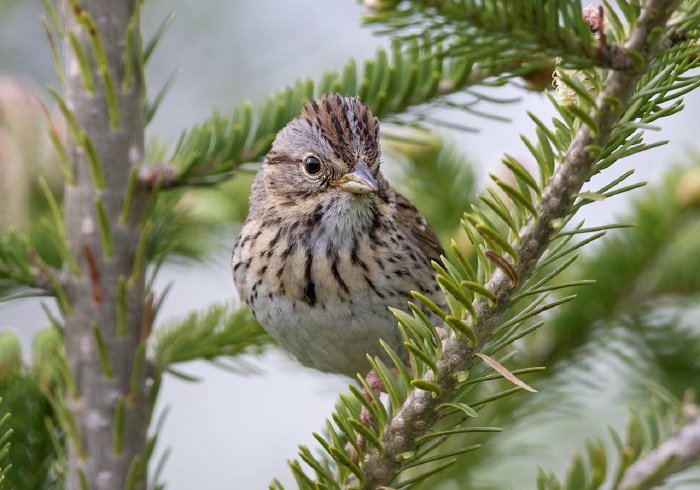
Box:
[142,138,227,269]
[398,159,700,489]
[4,0,700,488]
[0,330,61,490]
[538,160,700,365]
[387,131,478,244]
[145,191,219,269]
[167,33,530,188]
[0,178,73,305]
[277,349,535,490]
[152,303,272,380]
[0,376,59,490]
[0,230,48,302]
[364,0,598,67]
[537,391,693,490]
[0,400,9,490]
[256,1,700,488]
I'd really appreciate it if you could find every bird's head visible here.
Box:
[258,94,385,213]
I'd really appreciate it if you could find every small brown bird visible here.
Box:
[232,94,444,378]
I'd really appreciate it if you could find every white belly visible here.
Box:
[249,282,406,377]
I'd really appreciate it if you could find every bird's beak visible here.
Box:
[332,160,378,195]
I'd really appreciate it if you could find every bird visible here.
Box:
[232,93,445,379]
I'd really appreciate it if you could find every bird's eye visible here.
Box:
[304,156,321,175]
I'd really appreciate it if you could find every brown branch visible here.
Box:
[355,0,683,488]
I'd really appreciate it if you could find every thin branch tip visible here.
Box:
[606,406,700,489]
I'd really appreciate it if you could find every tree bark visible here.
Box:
[62,0,149,488]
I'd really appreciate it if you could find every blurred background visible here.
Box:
[2,0,700,488]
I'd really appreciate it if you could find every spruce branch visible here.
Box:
[149,0,693,192]
[353,0,686,488]
[150,1,699,195]
[0,236,62,300]
[146,37,555,190]
[276,1,699,484]
[366,0,599,62]
[608,412,700,489]
[0,178,69,299]
[533,161,700,365]
[152,303,271,379]
[537,393,700,490]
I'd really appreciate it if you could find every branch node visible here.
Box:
[28,249,61,294]
[139,163,178,189]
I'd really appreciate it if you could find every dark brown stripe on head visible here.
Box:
[266,151,293,165]
[300,94,380,166]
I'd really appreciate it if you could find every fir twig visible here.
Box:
[151,36,552,189]
[355,1,686,488]
[152,303,271,374]
[604,414,700,489]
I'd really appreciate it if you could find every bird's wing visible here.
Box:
[394,192,445,264]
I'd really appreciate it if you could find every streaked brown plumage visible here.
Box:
[232,94,444,377]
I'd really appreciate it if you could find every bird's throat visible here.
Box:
[312,194,379,246]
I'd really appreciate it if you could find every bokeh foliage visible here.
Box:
[1,0,700,488]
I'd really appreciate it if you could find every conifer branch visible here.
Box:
[534,162,700,364]
[355,0,685,488]
[0,267,57,299]
[152,303,271,378]
[536,393,699,490]
[605,413,700,490]
[0,230,64,299]
[367,0,599,63]
[144,39,552,190]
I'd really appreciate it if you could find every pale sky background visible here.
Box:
[1,1,700,489]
